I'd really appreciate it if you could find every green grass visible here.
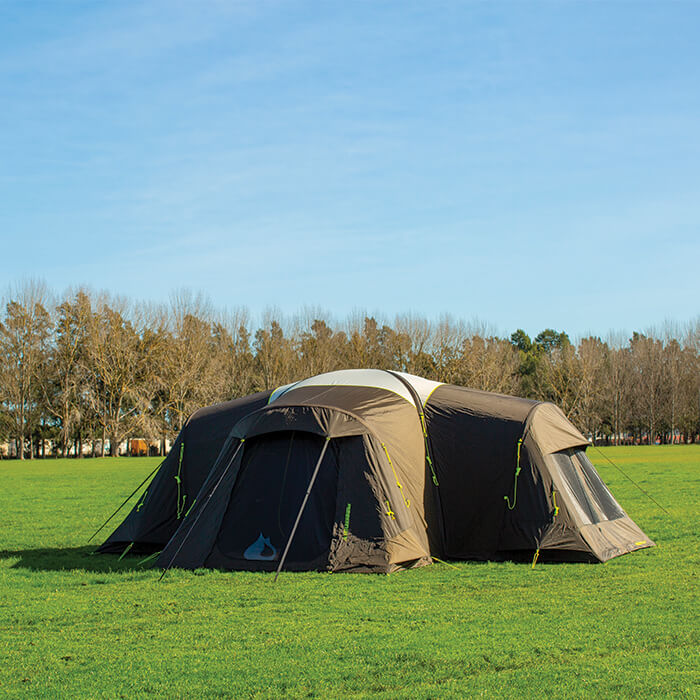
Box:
[0,446,698,698]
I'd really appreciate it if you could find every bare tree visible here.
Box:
[154,291,221,434]
[41,289,92,456]
[628,333,667,444]
[455,335,520,394]
[254,313,296,390]
[214,306,256,399]
[298,318,349,377]
[536,339,583,420]
[431,315,467,384]
[574,337,608,439]
[83,296,150,456]
[394,314,437,378]
[0,281,52,459]
[601,339,632,445]
[677,320,700,442]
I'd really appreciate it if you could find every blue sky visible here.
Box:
[1,1,698,338]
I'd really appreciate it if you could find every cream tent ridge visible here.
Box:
[98,369,654,572]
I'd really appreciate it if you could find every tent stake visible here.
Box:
[274,437,331,582]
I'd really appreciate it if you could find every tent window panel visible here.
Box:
[550,449,624,525]
[572,449,625,521]
[551,451,596,524]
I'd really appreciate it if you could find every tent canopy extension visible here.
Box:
[99,369,653,572]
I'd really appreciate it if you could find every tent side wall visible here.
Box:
[425,388,654,563]
[424,385,538,559]
[97,430,185,554]
[98,390,271,554]
[497,430,594,561]
[504,403,594,560]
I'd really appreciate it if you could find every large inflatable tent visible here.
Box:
[99,370,653,572]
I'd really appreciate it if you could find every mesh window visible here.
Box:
[550,448,625,525]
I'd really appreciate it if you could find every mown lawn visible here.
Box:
[0,446,697,698]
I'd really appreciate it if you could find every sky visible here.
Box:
[1,1,698,338]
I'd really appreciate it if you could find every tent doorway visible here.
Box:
[207,431,339,571]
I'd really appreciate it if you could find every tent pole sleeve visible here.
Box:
[274,437,331,582]
[385,369,447,554]
[159,438,245,581]
[385,370,437,474]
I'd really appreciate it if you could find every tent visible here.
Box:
[99,369,653,572]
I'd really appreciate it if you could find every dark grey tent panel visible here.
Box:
[99,369,654,570]
[98,390,271,554]
[423,384,539,560]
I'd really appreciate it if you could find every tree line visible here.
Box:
[1,282,698,459]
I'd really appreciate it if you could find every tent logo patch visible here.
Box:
[244,533,278,561]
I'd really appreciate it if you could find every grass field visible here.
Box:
[0,446,697,698]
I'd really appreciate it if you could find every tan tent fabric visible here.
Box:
[527,403,589,455]
[578,519,654,562]
[386,528,431,566]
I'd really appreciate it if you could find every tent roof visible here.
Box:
[528,402,589,454]
[269,369,443,408]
